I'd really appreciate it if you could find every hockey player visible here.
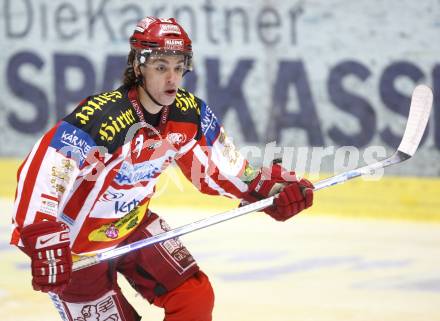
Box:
[11,17,313,321]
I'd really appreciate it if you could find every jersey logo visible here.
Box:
[175,90,199,114]
[114,161,161,185]
[50,122,96,167]
[38,235,56,245]
[75,90,123,125]
[100,190,124,202]
[167,132,187,145]
[88,203,148,242]
[113,153,176,186]
[200,104,220,146]
[98,108,137,143]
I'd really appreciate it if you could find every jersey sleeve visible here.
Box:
[175,102,256,199]
[10,120,97,246]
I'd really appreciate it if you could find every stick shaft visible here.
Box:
[313,151,409,191]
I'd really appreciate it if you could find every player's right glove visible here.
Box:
[20,220,72,294]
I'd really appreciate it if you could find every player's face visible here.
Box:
[142,55,185,106]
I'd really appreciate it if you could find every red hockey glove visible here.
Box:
[20,221,72,294]
[243,163,314,221]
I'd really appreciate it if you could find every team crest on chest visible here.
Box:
[166,132,187,145]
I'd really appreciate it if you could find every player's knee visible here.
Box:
[154,271,214,321]
[182,271,214,319]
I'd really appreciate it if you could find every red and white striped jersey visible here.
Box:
[11,86,253,255]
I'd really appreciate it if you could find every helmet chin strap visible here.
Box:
[137,69,164,108]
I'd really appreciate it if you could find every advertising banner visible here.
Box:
[1,0,439,175]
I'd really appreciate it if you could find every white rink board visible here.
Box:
[1,198,440,321]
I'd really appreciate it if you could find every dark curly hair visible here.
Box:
[123,50,138,88]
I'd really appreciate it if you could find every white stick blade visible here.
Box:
[397,84,433,156]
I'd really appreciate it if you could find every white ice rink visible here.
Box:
[1,198,439,321]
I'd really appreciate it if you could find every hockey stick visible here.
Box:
[72,84,433,272]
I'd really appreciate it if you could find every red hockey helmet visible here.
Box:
[130,17,193,71]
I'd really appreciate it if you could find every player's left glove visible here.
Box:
[242,162,314,221]
[20,221,72,294]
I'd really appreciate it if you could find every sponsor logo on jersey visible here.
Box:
[200,103,220,146]
[91,186,153,219]
[75,90,123,125]
[39,193,59,217]
[99,190,124,202]
[50,159,75,195]
[175,91,199,114]
[164,38,184,50]
[51,122,96,166]
[167,132,187,145]
[105,224,119,239]
[99,108,137,143]
[217,128,240,165]
[88,202,148,242]
[98,189,140,215]
[114,199,140,215]
[114,160,161,185]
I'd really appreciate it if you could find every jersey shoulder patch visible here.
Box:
[64,87,140,153]
[68,89,126,128]
[49,121,97,167]
[199,102,221,146]
[168,88,202,124]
